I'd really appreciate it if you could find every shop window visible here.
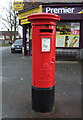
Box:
[56,22,80,47]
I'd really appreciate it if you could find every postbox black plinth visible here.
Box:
[32,86,55,112]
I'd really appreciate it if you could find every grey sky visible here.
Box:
[0,0,23,31]
[0,0,12,31]
[0,0,23,37]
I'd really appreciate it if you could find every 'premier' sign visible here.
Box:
[46,7,75,14]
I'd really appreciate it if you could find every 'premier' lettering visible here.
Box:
[46,7,75,14]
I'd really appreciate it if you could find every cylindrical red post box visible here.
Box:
[28,13,60,112]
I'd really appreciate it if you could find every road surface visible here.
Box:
[2,46,81,118]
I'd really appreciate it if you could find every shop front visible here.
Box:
[18,5,42,56]
[42,3,83,59]
[18,2,83,59]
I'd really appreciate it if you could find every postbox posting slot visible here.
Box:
[40,29,53,33]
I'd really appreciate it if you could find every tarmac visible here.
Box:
[2,47,81,118]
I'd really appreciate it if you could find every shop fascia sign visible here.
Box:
[18,5,42,24]
[45,7,83,14]
[18,5,42,19]
[13,1,23,11]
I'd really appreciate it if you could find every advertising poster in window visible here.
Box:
[56,22,80,47]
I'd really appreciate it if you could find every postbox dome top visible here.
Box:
[28,13,60,21]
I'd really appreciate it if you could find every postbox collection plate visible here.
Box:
[42,38,51,52]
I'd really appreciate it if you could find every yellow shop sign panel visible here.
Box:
[18,5,42,20]
[13,1,23,11]
[21,19,30,25]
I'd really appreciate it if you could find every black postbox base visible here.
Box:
[32,86,55,113]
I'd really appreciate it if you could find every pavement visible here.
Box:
[2,47,81,118]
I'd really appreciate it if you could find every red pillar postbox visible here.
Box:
[28,13,60,112]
